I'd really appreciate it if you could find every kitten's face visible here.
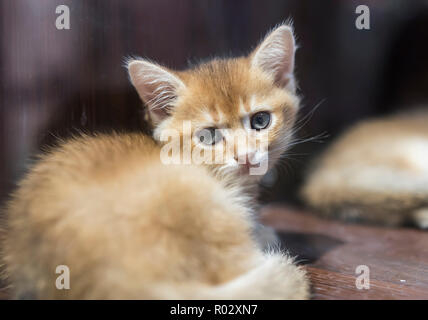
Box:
[128,25,299,181]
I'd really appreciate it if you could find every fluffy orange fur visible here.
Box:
[1,24,309,299]
[302,110,428,228]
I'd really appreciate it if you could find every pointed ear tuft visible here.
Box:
[250,24,297,90]
[127,59,185,125]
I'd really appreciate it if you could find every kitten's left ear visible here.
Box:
[127,59,185,125]
[250,24,296,91]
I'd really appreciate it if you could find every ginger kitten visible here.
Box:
[302,110,428,228]
[1,24,309,299]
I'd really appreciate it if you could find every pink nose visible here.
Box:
[234,152,256,165]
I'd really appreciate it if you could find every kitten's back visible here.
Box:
[2,133,308,299]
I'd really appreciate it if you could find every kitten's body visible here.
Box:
[2,24,310,299]
[302,110,428,228]
[3,133,307,299]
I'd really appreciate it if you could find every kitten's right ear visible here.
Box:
[127,59,185,125]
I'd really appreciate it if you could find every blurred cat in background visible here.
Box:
[302,109,428,229]
[1,24,309,299]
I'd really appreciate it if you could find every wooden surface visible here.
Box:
[261,206,428,300]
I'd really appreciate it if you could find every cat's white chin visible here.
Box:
[236,165,269,183]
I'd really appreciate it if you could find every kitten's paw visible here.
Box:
[412,208,428,229]
[255,253,310,299]
[276,255,310,300]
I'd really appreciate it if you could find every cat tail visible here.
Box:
[152,253,309,300]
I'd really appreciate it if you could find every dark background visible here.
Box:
[1,0,428,205]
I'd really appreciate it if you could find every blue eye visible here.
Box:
[197,127,223,145]
[251,112,271,130]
